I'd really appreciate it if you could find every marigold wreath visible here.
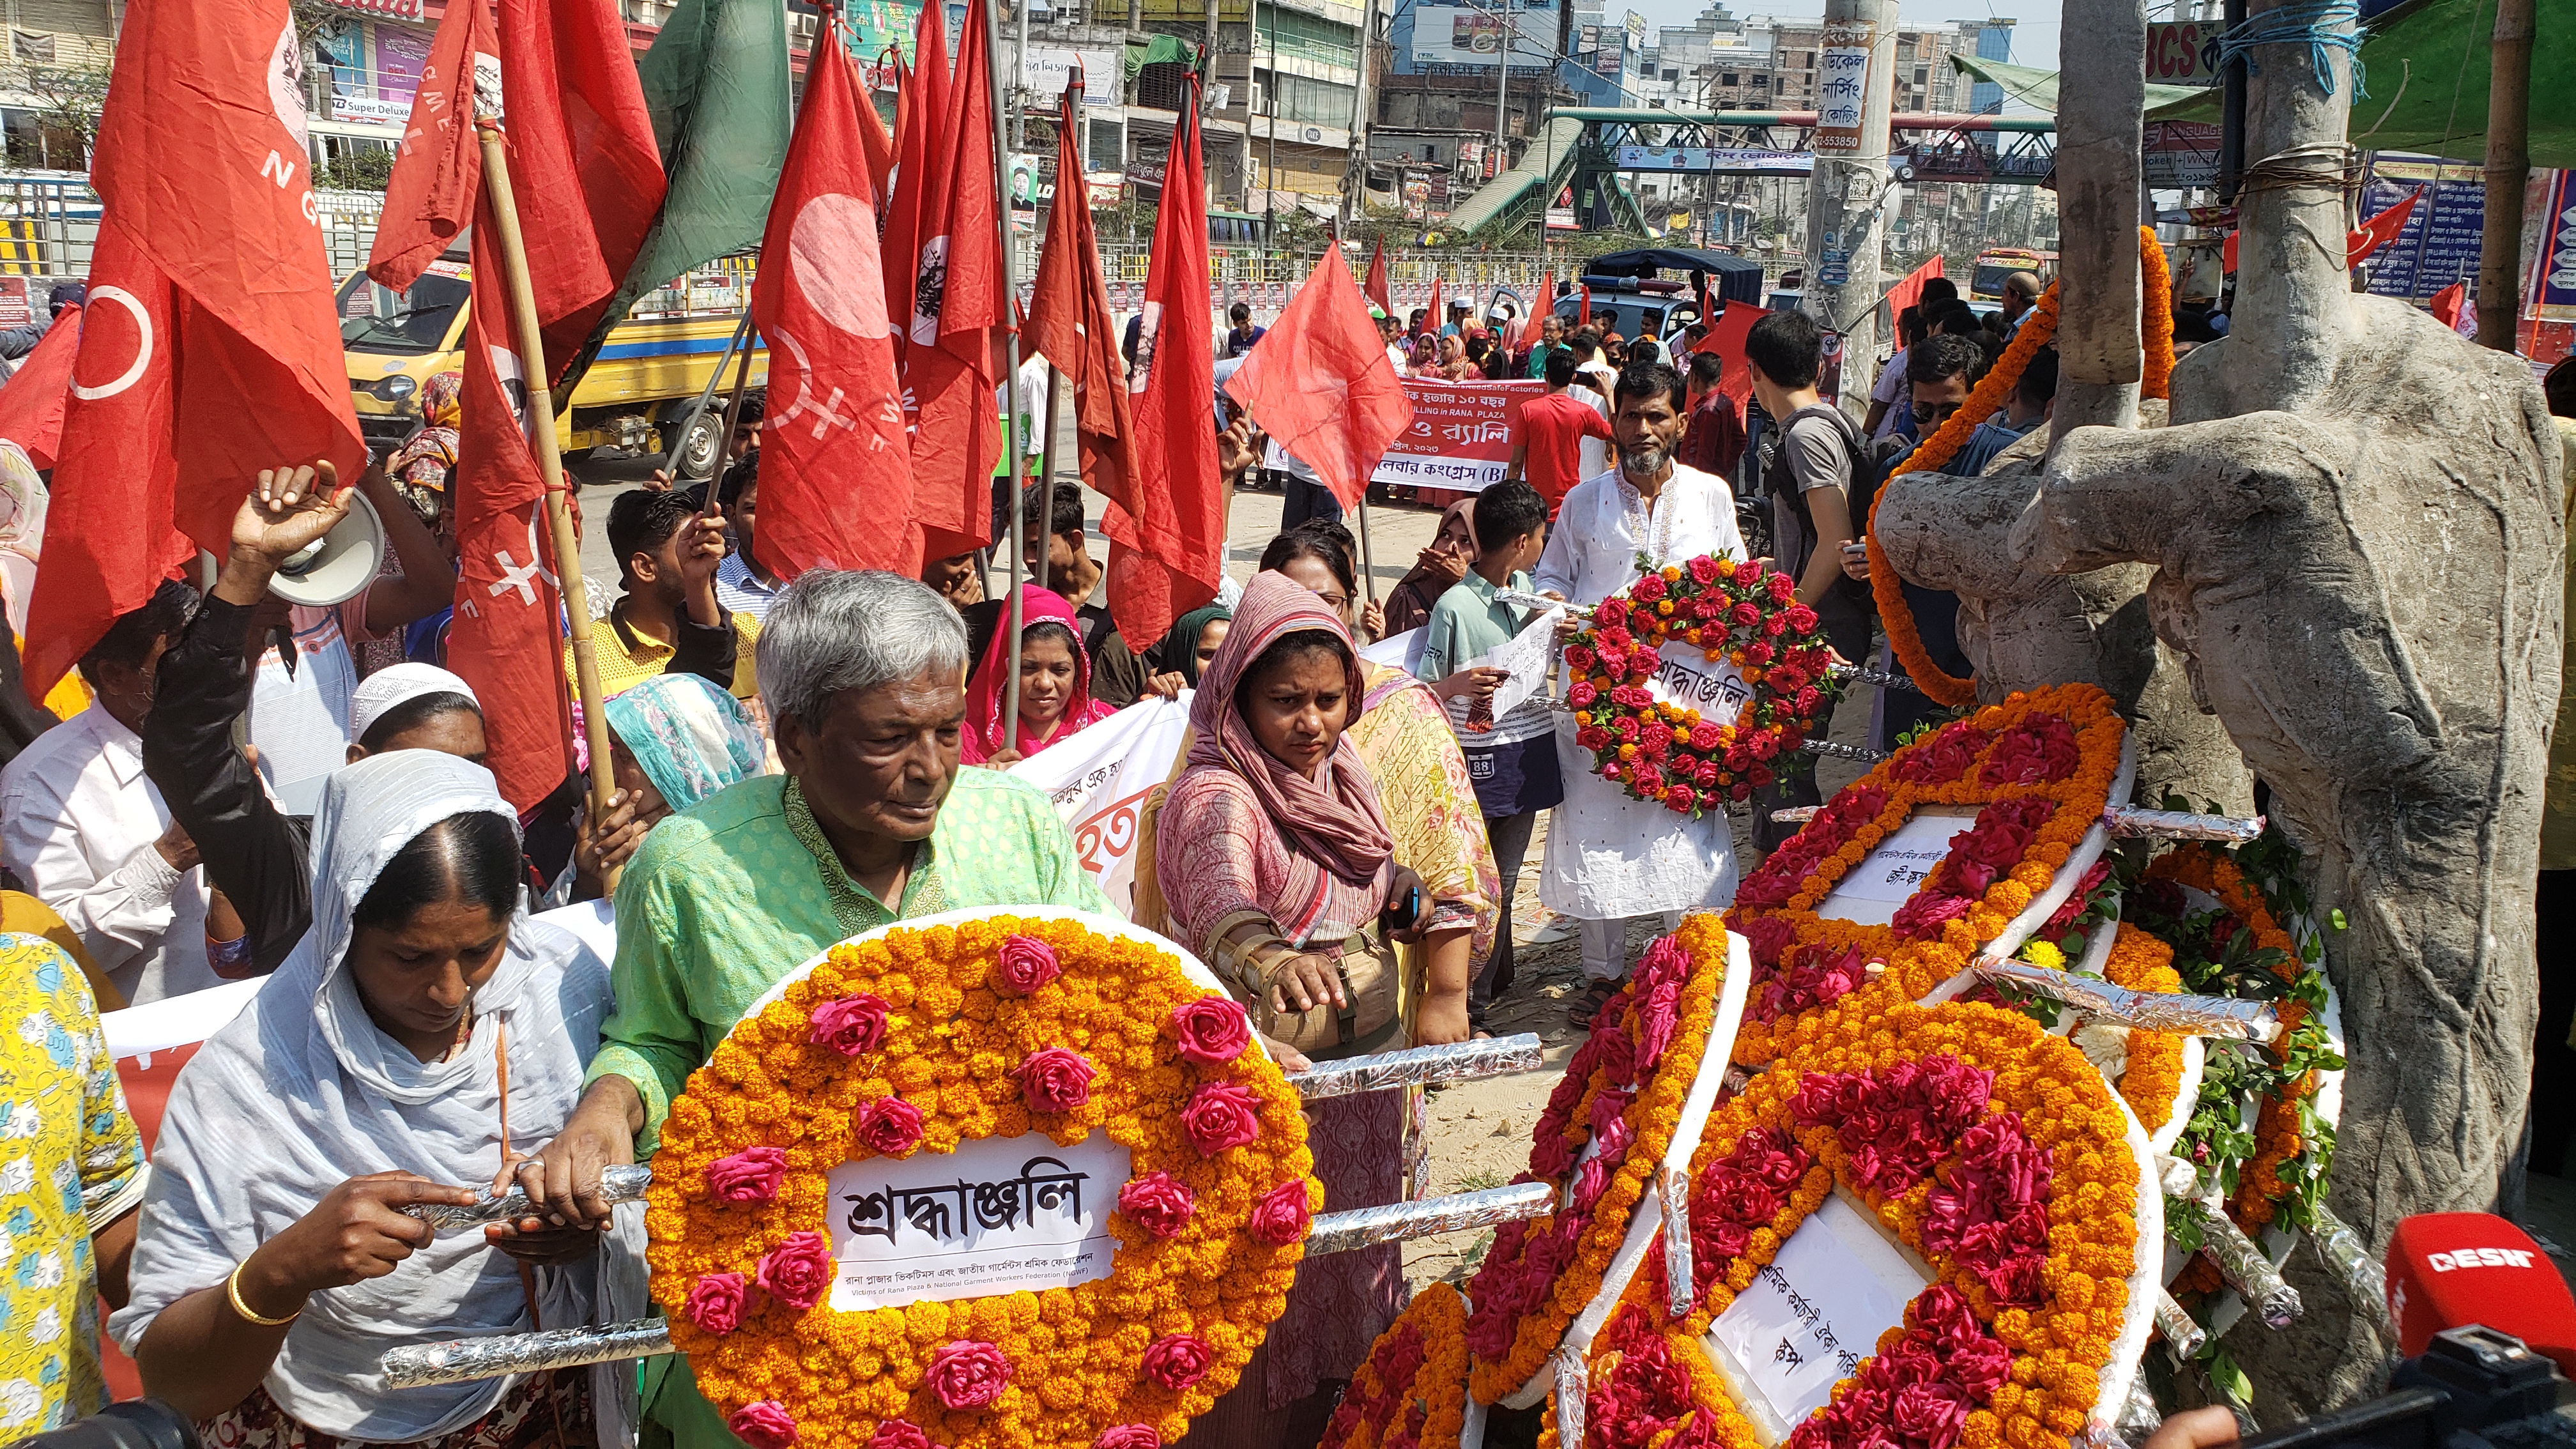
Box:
[643,908,1316,1449]
[1462,914,1750,1405]
[1538,998,2158,1449]
[2129,841,2343,1315]
[1321,1283,1472,1449]
[1562,555,1844,815]
[1724,684,2132,1068]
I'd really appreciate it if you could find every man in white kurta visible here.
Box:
[1533,360,1748,1001]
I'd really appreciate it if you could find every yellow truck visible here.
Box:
[339,249,769,480]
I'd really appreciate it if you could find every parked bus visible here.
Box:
[339,247,767,480]
[1969,247,2057,302]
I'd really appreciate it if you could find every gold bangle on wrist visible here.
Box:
[226,1261,301,1328]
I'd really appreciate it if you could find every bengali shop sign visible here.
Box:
[1373,378,1545,493]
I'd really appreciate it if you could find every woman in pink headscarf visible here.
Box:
[1153,571,1429,1446]
[959,586,1117,766]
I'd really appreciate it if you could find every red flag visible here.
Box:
[1427,277,1443,335]
[25,0,365,698]
[1704,302,1768,408]
[2428,280,2478,335]
[2347,188,2421,268]
[367,0,493,291]
[749,20,912,578]
[881,6,951,373]
[0,304,80,468]
[1521,271,1553,350]
[445,208,572,811]
[1103,83,1223,645]
[1362,238,1391,316]
[907,0,1005,557]
[1224,250,1414,510]
[1887,254,1942,322]
[498,0,665,379]
[1579,284,1592,326]
[1025,75,1139,511]
[22,227,186,701]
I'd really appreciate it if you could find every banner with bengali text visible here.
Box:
[1372,378,1544,493]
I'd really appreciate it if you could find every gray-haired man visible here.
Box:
[519,570,1108,1446]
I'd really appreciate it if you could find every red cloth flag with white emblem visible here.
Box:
[1103,79,1223,645]
[496,0,665,379]
[22,0,363,700]
[445,211,573,811]
[747,18,912,576]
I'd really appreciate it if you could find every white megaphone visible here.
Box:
[188,490,390,607]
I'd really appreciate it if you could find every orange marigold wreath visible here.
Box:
[645,912,1315,1449]
[1321,1284,1471,1449]
[1724,684,2128,1068]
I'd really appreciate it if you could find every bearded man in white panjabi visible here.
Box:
[1531,360,1748,1027]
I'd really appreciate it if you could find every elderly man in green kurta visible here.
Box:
[518,567,1108,1447]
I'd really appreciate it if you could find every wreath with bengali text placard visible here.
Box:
[643,909,1316,1449]
[1564,555,1846,816]
[1462,914,1738,1404]
[1723,685,2130,1069]
[1537,997,2158,1449]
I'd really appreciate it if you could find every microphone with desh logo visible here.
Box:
[2230,1213,2575,1449]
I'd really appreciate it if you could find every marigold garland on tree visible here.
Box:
[2139,227,2176,402]
[644,913,1317,1449]
[1864,285,2062,707]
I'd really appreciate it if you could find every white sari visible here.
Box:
[109,753,642,1443]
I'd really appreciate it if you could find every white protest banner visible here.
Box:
[102,977,264,1148]
[1008,694,1194,914]
[1372,379,1544,494]
[1360,627,1427,674]
[826,1131,1130,1310]
[1814,806,1981,926]
[1705,1192,1926,1439]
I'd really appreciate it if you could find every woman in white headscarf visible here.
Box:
[109,751,643,1448]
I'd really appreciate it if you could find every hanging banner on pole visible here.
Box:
[2524,167,2576,323]
[1813,22,1876,154]
[1367,378,1544,493]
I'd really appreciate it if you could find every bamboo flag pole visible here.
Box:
[705,327,760,521]
[475,121,619,827]
[661,310,755,484]
[990,0,1028,740]
[1035,362,1062,598]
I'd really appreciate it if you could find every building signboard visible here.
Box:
[1814,22,1876,154]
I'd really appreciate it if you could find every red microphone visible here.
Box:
[2385,1213,2576,1379]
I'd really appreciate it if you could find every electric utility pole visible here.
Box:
[1798,0,1895,413]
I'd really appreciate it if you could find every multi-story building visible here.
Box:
[1747,15,1981,116]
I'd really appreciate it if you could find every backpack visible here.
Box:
[1765,404,1893,610]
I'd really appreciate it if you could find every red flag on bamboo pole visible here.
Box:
[748,15,911,577]
[23,0,364,700]
[1224,250,1413,510]
[367,0,493,291]
[1025,72,1139,511]
[496,0,665,378]
[880,7,950,374]
[907,0,1006,560]
[445,208,573,811]
[1103,79,1223,645]
[1425,276,1443,335]
[1362,238,1391,316]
